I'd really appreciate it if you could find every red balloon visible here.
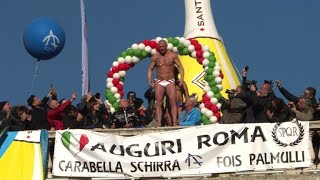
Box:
[118,90,124,97]
[118,63,126,71]
[116,84,123,91]
[196,50,203,58]
[112,66,119,73]
[112,79,120,86]
[197,57,204,64]
[123,63,131,70]
[130,63,135,67]
[220,73,224,79]
[214,112,221,119]
[210,105,219,113]
[204,101,212,109]
[143,40,151,46]
[150,41,158,49]
[188,38,198,45]
[194,44,202,51]
[202,94,210,103]
[107,71,114,78]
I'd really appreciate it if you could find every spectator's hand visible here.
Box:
[86,92,93,102]
[26,114,32,121]
[110,123,116,129]
[76,113,83,121]
[47,88,54,98]
[317,104,320,111]
[266,110,274,119]
[288,102,297,113]
[50,127,55,131]
[275,80,281,88]
[71,93,77,101]
[242,67,247,77]
[124,123,132,128]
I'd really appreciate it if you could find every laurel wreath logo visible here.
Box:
[272,121,304,147]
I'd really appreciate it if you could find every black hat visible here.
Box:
[27,95,35,107]
[0,101,8,110]
[264,80,273,85]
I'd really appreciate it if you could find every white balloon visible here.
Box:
[119,81,124,85]
[145,46,152,53]
[155,37,162,43]
[215,77,222,84]
[119,71,126,77]
[216,103,222,110]
[131,43,139,50]
[188,45,195,52]
[151,49,157,55]
[202,59,209,67]
[173,47,178,53]
[184,40,191,47]
[204,66,209,71]
[207,91,214,98]
[201,107,208,114]
[112,61,119,67]
[113,73,120,79]
[132,56,139,63]
[213,70,220,77]
[117,57,125,63]
[191,51,197,58]
[106,78,113,83]
[210,98,218,105]
[179,37,186,44]
[125,56,132,64]
[205,110,213,118]
[215,62,220,66]
[110,107,115,114]
[214,66,221,71]
[203,86,211,93]
[114,93,121,99]
[138,43,145,50]
[110,87,118,93]
[210,116,218,123]
[203,52,210,59]
[202,45,210,52]
[217,85,223,91]
[167,43,174,50]
[106,82,114,88]
[199,103,205,109]
[163,38,168,43]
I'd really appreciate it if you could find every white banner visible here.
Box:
[53,121,310,178]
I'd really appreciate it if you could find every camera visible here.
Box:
[246,80,257,85]
[225,89,235,94]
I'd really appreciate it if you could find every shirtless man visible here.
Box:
[147,40,184,127]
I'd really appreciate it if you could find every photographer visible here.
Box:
[220,86,248,124]
[266,98,290,123]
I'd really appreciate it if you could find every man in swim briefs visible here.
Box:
[147,40,185,127]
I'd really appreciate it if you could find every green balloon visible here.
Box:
[210,51,215,57]
[214,92,222,101]
[112,102,119,110]
[206,68,213,75]
[167,37,174,43]
[208,81,217,88]
[208,62,215,68]
[182,48,189,55]
[211,86,220,94]
[120,51,127,58]
[108,95,116,104]
[134,49,141,57]
[209,55,216,62]
[206,75,214,81]
[120,77,125,82]
[177,43,184,50]
[141,51,148,58]
[106,90,112,96]
[171,38,179,46]
[126,49,134,56]
[201,115,210,125]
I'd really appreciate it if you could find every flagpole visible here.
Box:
[80,0,90,96]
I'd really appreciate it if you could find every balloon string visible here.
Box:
[29,60,40,96]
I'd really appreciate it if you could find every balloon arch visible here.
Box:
[105,37,224,124]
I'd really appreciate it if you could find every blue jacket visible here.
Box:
[179,108,201,126]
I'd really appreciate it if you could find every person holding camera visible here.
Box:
[266,98,290,123]
[220,86,248,124]
[8,105,32,131]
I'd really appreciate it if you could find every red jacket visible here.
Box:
[47,100,72,130]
